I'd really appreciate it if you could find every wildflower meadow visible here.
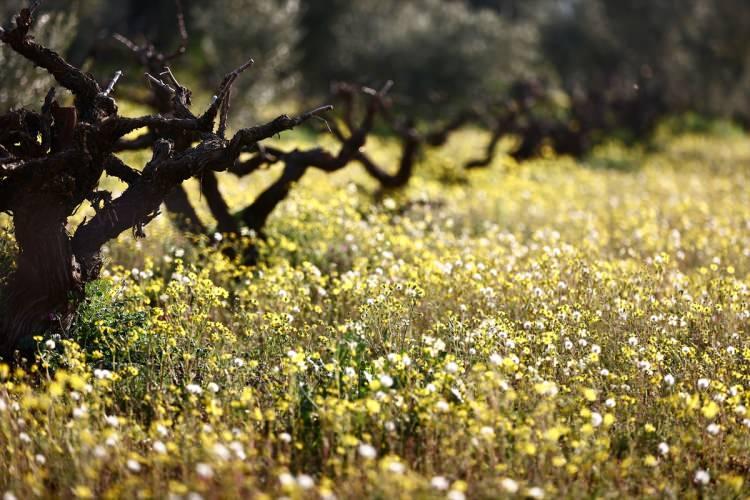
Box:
[2,125,750,499]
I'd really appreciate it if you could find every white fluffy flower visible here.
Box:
[94,369,112,380]
[500,478,519,493]
[297,474,315,489]
[212,443,231,461]
[591,412,603,427]
[278,472,294,487]
[153,441,167,454]
[431,476,450,490]
[694,469,710,485]
[526,487,545,499]
[196,463,214,480]
[105,434,118,447]
[358,443,377,459]
[387,461,405,474]
[447,491,465,500]
[480,426,495,437]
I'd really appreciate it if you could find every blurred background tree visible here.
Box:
[540,0,750,123]
[0,9,77,110]
[3,0,750,129]
[296,0,539,118]
[190,0,302,121]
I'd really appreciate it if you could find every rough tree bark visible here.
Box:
[112,0,206,234]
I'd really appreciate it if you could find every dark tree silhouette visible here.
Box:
[331,82,473,189]
[111,0,206,234]
[0,4,330,360]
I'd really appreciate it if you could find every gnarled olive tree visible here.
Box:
[0,4,329,360]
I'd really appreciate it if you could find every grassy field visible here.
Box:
[2,125,750,499]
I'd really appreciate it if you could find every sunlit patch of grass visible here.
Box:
[2,130,750,498]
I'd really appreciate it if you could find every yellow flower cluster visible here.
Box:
[2,127,750,498]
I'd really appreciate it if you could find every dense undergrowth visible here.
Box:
[2,125,750,498]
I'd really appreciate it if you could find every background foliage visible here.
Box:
[3,0,750,124]
[0,10,76,110]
